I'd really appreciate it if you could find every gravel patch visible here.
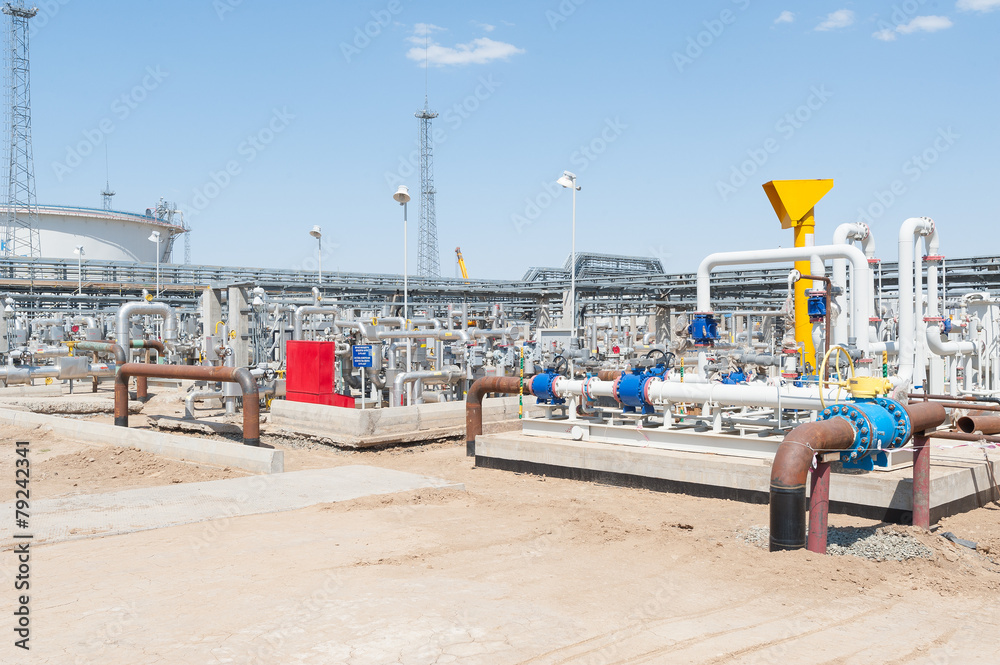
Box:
[738,525,933,561]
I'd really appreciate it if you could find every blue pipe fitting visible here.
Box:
[721,369,747,385]
[689,314,719,347]
[807,293,827,322]
[818,397,911,470]
[531,370,564,405]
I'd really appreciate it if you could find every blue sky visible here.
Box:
[28,0,1000,278]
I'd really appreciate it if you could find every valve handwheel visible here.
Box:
[818,345,856,408]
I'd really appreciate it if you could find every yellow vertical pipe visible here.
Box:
[793,211,815,368]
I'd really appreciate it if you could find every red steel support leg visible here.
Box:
[807,461,831,554]
[913,434,930,529]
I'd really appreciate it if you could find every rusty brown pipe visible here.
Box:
[769,418,855,552]
[906,401,948,434]
[931,430,1000,444]
[908,392,1000,405]
[133,341,163,402]
[115,363,260,446]
[466,376,534,457]
[769,401,947,552]
[597,369,622,381]
[956,416,1000,435]
[909,400,1000,412]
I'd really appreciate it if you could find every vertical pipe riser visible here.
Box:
[807,462,831,554]
[913,435,930,529]
[769,486,807,551]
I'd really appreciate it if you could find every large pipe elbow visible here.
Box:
[74,341,127,365]
[769,418,856,551]
[114,363,260,446]
[925,324,976,357]
[769,401,946,552]
[466,376,534,457]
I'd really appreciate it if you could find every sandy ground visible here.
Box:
[2,389,1000,663]
[0,424,248,502]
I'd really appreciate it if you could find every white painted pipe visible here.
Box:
[393,367,461,407]
[292,305,340,340]
[116,301,177,352]
[832,222,873,346]
[185,390,225,418]
[923,226,975,361]
[549,377,844,411]
[895,217,935,390]
[696,245,871,354]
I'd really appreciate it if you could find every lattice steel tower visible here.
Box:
[415,98,440,278]
[2,2,39,257]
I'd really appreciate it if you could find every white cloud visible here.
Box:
[897,15,954,33]
[472,20,496,32]
[957,0,1000,12]
[873,15,954,40]
[774,11,795,24]
[413,23,445,37]
[815,9,855,31]
[407,36,524,66]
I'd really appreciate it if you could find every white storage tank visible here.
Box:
[0,204,185,262]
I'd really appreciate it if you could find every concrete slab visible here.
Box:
[0,466,463,547]
[474,432,1000,522]
[0,407,282,474]
[271,395,544,447]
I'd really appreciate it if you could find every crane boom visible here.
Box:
[455,246,469,280]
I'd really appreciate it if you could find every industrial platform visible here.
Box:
[473,432,1000,523]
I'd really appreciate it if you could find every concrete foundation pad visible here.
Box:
[0,407,282,474]
[474,432,1000,523]
[0,466,463,547]
[149,415,244,436]
[271,395,543,447]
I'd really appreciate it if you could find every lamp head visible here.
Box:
[73,245,84,255]
[148,231,161,243]
[393,185,411,204]
[556,171,580,190]
[309,224,322,239]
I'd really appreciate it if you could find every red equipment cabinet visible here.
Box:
[285,341,355,408]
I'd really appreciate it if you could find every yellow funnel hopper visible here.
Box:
[763,179,833,229]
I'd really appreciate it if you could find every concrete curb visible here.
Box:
[271,395,542,447]
[0,408,282,474]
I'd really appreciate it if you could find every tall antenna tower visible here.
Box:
[415,101,440,277]
[101,142,115,210]
[2,2,39,257]
[415,37,440,278]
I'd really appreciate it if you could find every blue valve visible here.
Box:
[689,314,719,347]
[818,397,912,470]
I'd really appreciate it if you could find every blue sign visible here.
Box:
[352,345,373,368]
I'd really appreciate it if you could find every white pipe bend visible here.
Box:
[832,222,874,345]
[116,302,177,351]
[696,244,871,354]
[896,217,935,389]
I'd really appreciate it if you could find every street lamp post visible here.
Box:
[557,171,581,333]
[309,225,323,285]
[393,186,411,321]
[393,185,412,381]
[73,245,84,296]
[148,231,161,298]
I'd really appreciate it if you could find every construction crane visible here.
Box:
[455,246,469,279]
